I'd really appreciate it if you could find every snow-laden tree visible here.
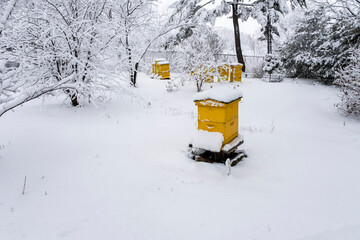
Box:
[165,0,231,49]
[165,0,306,72]
[110,0,158,86]
[110,0,198,87]
[281,1,360,84]
[0,0,124,116]
[0,0,17,33]
[280,6,329,80]
[175,26,225,92]
[335,48,360,116]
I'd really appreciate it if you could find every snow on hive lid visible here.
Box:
[193,86,243,104]
[154,58,166,62]
[230,62,243,66]
[158,61,169,65]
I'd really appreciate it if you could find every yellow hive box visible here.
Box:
[153,58,166,75]
[230,63,243,82]
[193,87,243,150]
[218,64,230,81]
[158,61,170,79]
[198,116,238,145]
[195,99,240,123]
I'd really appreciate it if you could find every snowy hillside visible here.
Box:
[1,74,360,240]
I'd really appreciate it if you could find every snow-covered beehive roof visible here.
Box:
[154,58,166,62]
[158,61,169,65]
[193,87,243,104]
[230,62,243,66]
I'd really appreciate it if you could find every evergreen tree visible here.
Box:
[281,2,359,84]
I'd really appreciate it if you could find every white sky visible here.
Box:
[157,0,261,35]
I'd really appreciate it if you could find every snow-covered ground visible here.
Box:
[1,73,360,240]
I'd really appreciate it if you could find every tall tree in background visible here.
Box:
[166,0,306,72]
[228,0,247,71]
[281,1,359,84]
[165,0,231,48]
[111,0,158,87]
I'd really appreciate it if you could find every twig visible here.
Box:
[22,176,27,195]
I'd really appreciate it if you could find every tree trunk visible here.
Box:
[267,14,272,54]
[231,3,246,72]
[132,62,139,86]
[70,93,80,106]
[65,89,80,107]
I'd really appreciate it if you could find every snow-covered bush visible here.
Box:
[251,61,265,78]
[165,80,180,93]
[335,49,360,116]
[263,54,282,75]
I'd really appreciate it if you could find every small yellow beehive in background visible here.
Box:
[158,61,170,79]
[218,63,230,81]
[230,63,243,82]
[152,63,155,74]
[153,58,166,76]
[151,58,170,79]
[193,87,243,149]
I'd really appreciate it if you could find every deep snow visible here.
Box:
[1,73,360,240]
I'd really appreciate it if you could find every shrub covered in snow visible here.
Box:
[251,61,265,79]
[263,54,283,75]
[165,80,180,93]
[335,49,360,117]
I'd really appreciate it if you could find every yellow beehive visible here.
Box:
[158,61,170,79]
[194,87,243,146]
[230,63,243,82]
[153,58,166,75]
[218,64,230,81]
